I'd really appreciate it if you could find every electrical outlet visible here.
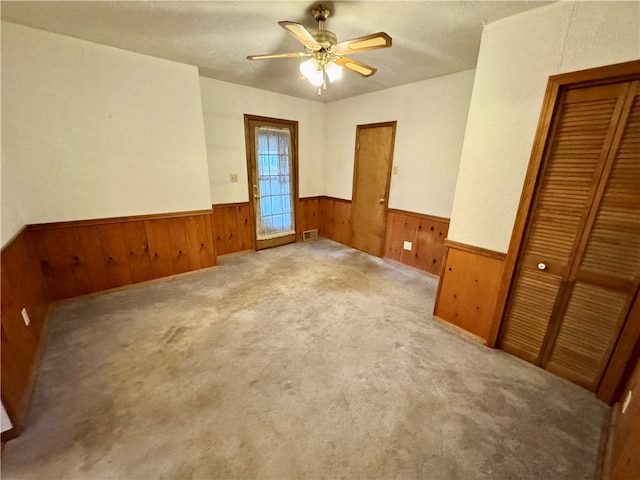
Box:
[229,174,239,183]
[21,307,30,326]
[403,241,412,251]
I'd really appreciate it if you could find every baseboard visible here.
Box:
[431,315,489,346]
[1,427,20,442]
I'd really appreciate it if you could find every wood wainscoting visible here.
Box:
[434,240,507,343]
[384,209,449,276]
[212,203,253,255]
[296,197,321,242]
[1,228,52,436]
[29,210,216,301]
[604,348,640,480]
[212,198,322,255]
[319,196,352,246]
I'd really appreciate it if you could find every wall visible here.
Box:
[199,77,326,204]
[1,403,12,433]
[436,1,640,344]
[1,22,212,240]
[447,1,640,253]
[325,70,475,218]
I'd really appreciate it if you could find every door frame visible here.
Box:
[243,114,299,251]
[489,60,640,403]
[350,121,397,256]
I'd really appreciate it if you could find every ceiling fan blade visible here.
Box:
[335,32,392,54]
[335,56,378,77]
[278,21,321,49]
[247,52,308,60]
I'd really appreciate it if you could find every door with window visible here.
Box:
[244,115,298,250]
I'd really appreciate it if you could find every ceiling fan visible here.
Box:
[247,4,392,96]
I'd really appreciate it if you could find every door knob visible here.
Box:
[537,262,547,270]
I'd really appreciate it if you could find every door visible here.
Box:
[499,80,640,392]
[244,115,298,250]
[350,122,396,256]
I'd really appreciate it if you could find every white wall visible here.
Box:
[199,77,326,204]
[1,402,12,433]
[325,70,475,219]
[447,1,640,253]
[1,22,212,245]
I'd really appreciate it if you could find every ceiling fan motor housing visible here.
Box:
[310,30,337,49]
[311,5,331,23]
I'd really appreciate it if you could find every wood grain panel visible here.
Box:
[319,197,352,246]
[434,243,506,342]
[120,221,153,284]
[212,203,253,256]
[296,197,320,241]
[97,223,133,289]
[166,218,192,275]
[30,227,92,299]
[75,225,111,293]
[145,218,175,279]
[235,204,253,252]
[31,211,216,300]
[183,215,216,270]
[384,209,449,276]
[605,349,640,480]
[1,228,51,433]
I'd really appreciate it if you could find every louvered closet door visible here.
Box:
[545,81,640,390]
[500,82,632,371]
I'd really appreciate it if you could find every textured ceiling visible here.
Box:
[1,1,552,102]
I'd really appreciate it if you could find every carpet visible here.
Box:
[2,239,609,479]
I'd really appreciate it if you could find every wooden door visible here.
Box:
[350,122,396,256]
[499,80,640,391]
[244,115,298,250]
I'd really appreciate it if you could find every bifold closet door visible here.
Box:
[544,82,640,389]
[499,80,640,391]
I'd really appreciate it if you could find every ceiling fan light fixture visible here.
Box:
[300,58,325,87]
[325,61,343,83]
[248,4,392,96]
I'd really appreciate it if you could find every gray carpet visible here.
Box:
[3,239,609,479]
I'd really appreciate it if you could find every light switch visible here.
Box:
[393,166,399,175]
[230,174,239,183]
[403,241,412,251]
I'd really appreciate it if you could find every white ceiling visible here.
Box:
[1,1,553,102]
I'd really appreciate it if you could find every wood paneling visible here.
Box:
[384,209,449,276]
[296,197,320,242]
[212,203,253,255]
[30,210,216,300]
[1,228,51,434]
[605,346,640,480]
[120,221,153,284]
[433,242,506,342]
[319,197,352,246]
